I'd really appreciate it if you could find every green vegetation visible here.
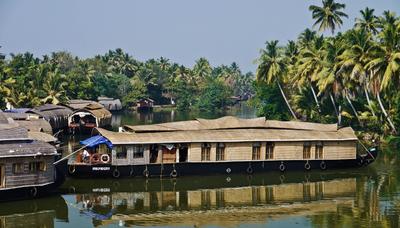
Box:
[253,1,400,138]
[0,50,253,112]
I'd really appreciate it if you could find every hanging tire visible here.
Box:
[357,159,364,167]
[246,166,253,174]
[320,161,327,170]
[170,169,178,178]
[68,165,76,174]
[304,162,311,171]
[129,167,135,177]
[112,169,120,178]
[226,168,232,174]
[279,163,286,172]
[30,187,38,197]
[143,169,150,178]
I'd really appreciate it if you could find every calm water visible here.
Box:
[2,104,400,228]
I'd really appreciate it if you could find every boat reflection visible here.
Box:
[0,196,68,227]
[64,172,363,227]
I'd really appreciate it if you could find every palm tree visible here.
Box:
[193,57,212,82]
[256,40,297,119]
[366,23,400,133]
[294,36,326,113]
[355,7,379,35]
[338,29,376,116]
[42,70,67,105]
[309,0,348,34]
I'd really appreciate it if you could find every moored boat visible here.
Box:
[66,116,378,178]
[0,111,67,201]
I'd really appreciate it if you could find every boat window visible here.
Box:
[315,142,324,159]
[201,143,211,161]
[115,145,128,159]
[29,162,47,173]
[216,143,225,161]
[303,142,311,159]
[12,163,25,174]
[266,142,274,160]
[252,142,261,160]
[133,145,144,158]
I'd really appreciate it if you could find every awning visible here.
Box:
[80,135,113,149]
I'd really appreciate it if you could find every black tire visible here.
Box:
[170,170,178,178]
[143,169,150,178]
[68,165,76,174]
[304,162,311,171]
[226,168,232,174]
[320,161,327,170]
[246,166,253,174]
[112,169,120,178]
[279,163,286,172]
[129,167,135,176]
[30,187,38,197]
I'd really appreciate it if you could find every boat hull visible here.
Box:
[67,157,375,178]
[0,159,67,202]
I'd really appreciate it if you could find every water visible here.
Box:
[2,104,400,228]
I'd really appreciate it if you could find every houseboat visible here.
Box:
[98,97,122,111]
[27,104,73,133]
[67,100,112,133]
[135,98,154,112]
[0,111,67,201]
[67,116,378,178]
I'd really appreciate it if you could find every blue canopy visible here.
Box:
[80,135,113,149]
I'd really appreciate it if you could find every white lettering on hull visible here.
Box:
[92,167,111,171]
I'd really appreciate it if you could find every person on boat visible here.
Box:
[82,149,90,163]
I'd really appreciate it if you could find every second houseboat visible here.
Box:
[67,116,378,178]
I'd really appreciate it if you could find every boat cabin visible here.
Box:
[68,116,376,177]
[98,97,122,111]
[67,102,112,131]
[136,98,154,111]
[0,111,64,199]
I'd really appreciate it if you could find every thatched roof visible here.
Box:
[28,104,73,119]
[65,99,97,110]
[70,103,112,119]
[123,116,338,133]
[15,119,53,134]
[27,132,57,143]
[95,126,357,145]
[0,140,57,158]
[98,97,122,111]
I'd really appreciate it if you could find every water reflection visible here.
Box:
[60,170,378,227]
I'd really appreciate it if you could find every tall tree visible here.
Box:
[256,40,297,119]
[309,0,348,34]
[355,7,379,35]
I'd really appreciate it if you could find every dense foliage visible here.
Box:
[0,50,254,112]
[253,1,400,137]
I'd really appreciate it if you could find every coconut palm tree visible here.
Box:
[193,57,212,82]
[366,23,400,133]
[256,40,297,119]
[355,7,379,35]
[309,0,348,34]
[338,29,376,116]
[294,36,326,113]
[42,69,67,105]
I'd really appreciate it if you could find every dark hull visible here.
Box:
[0,159,67,202]
[68,157,376,179]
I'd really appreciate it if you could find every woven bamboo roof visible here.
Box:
[65,99,97,110]
[123,116,338,133]
[27,132,57,143]
[96,126,357,145]
[28,104,73,119]
[0,140,57,158]
[70,103,112,119]
[14,119,53,134]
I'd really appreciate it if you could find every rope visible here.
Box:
[358,140,375,160]
[53,136,105,165]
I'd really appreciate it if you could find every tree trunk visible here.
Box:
[330,93,339,117]
[364,87,376,117]
[345,93,361,124]
[277,82,297,120]
[377,92,397,134]
[310,85,321,113]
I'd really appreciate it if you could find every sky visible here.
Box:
[0,0,399,73]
